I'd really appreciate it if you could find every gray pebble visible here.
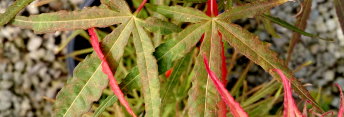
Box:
[326,19,337,31]
[0,80,13,89]
[27,37,42,51]
[14,61,25,72]
[0,90,13,111]
[323,70,335,81]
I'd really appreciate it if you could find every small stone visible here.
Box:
[335,78,344,87]
[0,80,13,89]
[310,44,319,54]
[27,37,42,51]
[20,98,31,116]
[14,61,25,72]
[316,22,327,32]
[326,20,337,31]
[38,67,48,78]
[0,90,13,111]
[2,72,12,80]
[338,65,344,74]
[323,70,335,81]
[331,97,340,108]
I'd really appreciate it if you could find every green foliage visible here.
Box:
[4,0,331,116]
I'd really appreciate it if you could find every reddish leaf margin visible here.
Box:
[88,28,137,117]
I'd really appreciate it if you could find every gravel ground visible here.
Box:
[0,0,343,116]
[0,0,81,116]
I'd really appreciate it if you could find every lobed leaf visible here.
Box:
[216,20,324,113]
[132,18,161,117]
[218,0,288,22]
[12,7,131,33]
[146,4,210,23]
[54,19,134,117]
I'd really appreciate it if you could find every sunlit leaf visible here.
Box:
[132,18,161,117]
[12,7,131,33]
[187,21,222,117]
[146,4,210,23]
[216,20,323,113]
[54,19,134,117]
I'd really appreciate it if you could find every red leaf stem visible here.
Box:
[336,83,344,117]
[134,0,148,14]
[273,69,303,117]
[88,28,137,117]
[206,0,228,116]
[203,54,248,117]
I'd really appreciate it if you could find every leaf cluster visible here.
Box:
[4,0,329,116]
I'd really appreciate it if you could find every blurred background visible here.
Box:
[0,0,343,116]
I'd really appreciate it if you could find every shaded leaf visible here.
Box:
[54,19,134,117]
[230,61,253,95]
[334,0,344,34]
[218,0,288,22]
[216,20,323,113]
[120,67,141,92]
[242,81,280,107]
[0,0,34,26]
[161,51,193,117]
[12,7,131,33]
[132,18,161,117]
[154,22,209,73]
[139,17,182,35]
[146,4,210,23]
[93,95,118,117]
[100,0,131,14]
